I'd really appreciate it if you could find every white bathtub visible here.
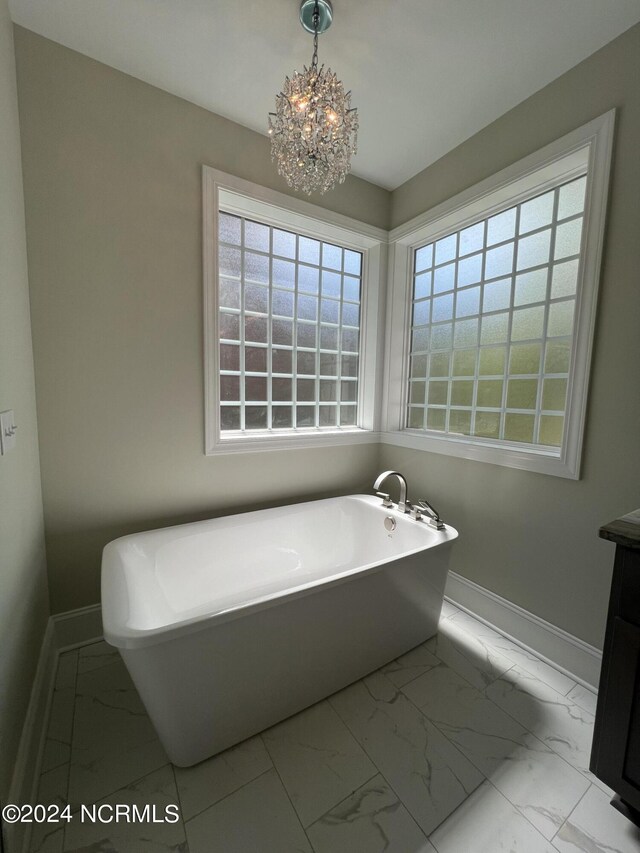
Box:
[101,494,458,766]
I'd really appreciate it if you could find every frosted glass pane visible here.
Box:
[220,343,240,371]
[547,300,575,337]
[415,244,433,272]
[554,218,583,260]
[273,289,294,317]
[273,228,296,259]
[474,411,500,439]
[451,380,473,406]
[435,234,457,265]
[487,208,516,246]
[245,284,269,313]
[219,277,240,310]
[408,407,425,429]
[298,323,318,348]
[456,287,481,318]
[457,253,482,287]
[343,302,360,327]
[539,415,564,446]
[411,354,428,378]
[342,328,359,352]
[551,259,579,299]
[343,276,360,302]
[507,379,538,409]
[245,316,267,343]
[460,222,484,256]
[219,312,240,341]
[273,378,292,402]
[514,269,547,306]
[245,220,269,253]
[430,352,450,377]
[410,381,426,404]
[504,413,534,443]
[319,406,337,427]
[511,305,544,341]
[342,354,358,376]
[297,378,316,401]
[219,246,241,278]
[558,176,586,220]
[431,323,452,349]
[296,405,315,427]
[341,381,358,403]
[479,347,506,375]
[272,406,293,429]
[483,278,511,313]
[273,258,295,289]
[344,250,361,276]
[245,346,267,373]
[434,263,456,293]
[322,242,342,270]
[272,318,292,346]
[321,270,341,297]
[477,380,503,408]
[449,410,472,435]
[340,405,357,426]
[545,341,571,373]
[516,229,551,271]
[413,299,430,326]
[454,318,479,348]
[220,406,240,430]
[427,408,446,431]
[485,243,514,279]
[412,327,429,351]
[320,298,339,323]
[428,381,449,405]
[509,343,541,375]
[272,349,292,374]
[298,236,320,265]
[220,374,240,402]
[433,293,454,322]
[297,295,318,322]
[319,325,337,350]
[414,271,432,299]
[298,265,319,294]
[219,213,241,245]
[245,251,269,284]
[519,191,554,235]
[542,378,567,411]
[480,312,509,345]
[245,376,267,401]
[453,349,475,376]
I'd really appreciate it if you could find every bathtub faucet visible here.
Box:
[373,471,411,514]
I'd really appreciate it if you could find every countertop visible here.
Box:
[600,509,640,550]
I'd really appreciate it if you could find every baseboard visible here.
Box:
[445,571,602,690]
[5,604,103,853]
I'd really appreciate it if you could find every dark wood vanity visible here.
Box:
[591,509,640,825]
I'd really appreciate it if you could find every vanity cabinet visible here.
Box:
[590,509,640,825]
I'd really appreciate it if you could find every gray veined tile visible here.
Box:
[567,683,598,716]
[184,768,311,853]
[55,651,78,691]
[553,783,640,853]
[382,642,441,688]
[402,663,589,839]
[41,737,71,773]
[485,665,595,777]
[447,611,578,695]
[68,659,167,806]
[174,734,272,821]
[439,600,460,621]
[262,699,376,827]
[29,764,69,853]
[63,764,187,853]
[77,640,120,674]
[306,774,435,853]
[29,826,64,853]
[329,671,484,836]
[47,688,75,745]
[425,616,514,691]
[430,780,557,853]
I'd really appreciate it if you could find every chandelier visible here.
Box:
[268,0,358,195]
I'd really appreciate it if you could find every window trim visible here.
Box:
[381,110,615,479]
[203,166,387,455]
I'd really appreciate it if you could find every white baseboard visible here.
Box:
[6,604,103,853]
[445,571,602,690]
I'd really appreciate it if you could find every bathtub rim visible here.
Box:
[101,493,458,651]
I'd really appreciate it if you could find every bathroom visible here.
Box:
[2,1,640,851]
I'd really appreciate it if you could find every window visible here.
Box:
[203,167,385,454]
[383,111,614,478]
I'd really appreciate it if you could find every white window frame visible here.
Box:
[382,110,615,479]
[203,166,387,455]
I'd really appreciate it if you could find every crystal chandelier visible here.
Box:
[268,0,358,195]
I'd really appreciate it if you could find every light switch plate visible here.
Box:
[0,410,17,454]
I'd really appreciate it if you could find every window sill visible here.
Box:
[206,427,380,456]
[380,429,579,479]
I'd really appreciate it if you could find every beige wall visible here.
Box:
[385,23,640,647]
[0,4,49,800]
[13,27,387,614]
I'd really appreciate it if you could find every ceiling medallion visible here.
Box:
[268,0,358,195]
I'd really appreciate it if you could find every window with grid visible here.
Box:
[217,212,362,433]
[406,175,587,449]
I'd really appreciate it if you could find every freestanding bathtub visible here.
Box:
[101,494,458,766]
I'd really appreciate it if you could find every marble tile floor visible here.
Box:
[27,603,640,853]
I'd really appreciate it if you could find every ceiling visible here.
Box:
[9,0,640,189]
